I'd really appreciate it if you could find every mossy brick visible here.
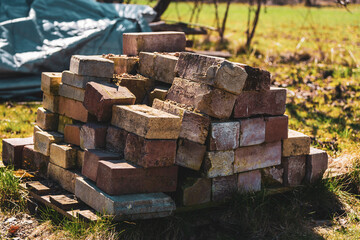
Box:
[64,124,82,146]
[58,83,85,102]
[34,131,63,156]
[41,72,62,95]
[58,96,95,123]
[2,137,33,168]
[83,82,136,122]
[179,177,211,206]
[62,70,110,89]
[209,121,240,151]
[69,55,114,78]
[305,147,328,183]
[211,175,237,202]
[58,115,73,134]
[234,141,281,173]
[36,107,58,131]
[282,155,306,187]
[47,162,80,194]
[111,105,181,139]
[80,123,108,150]
[265,115,288,143]
[175,138,206,171]
[238,170,261,193]
[50,143,77,169]
[123,32,186,56]
[203,151,234,178]
[282,130,311,157]
[43,93,59,113]
[239,117,265,147]
[105,126,128,157]
[166,78,237,119]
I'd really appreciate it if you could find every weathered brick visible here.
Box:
[234,141,281,173]
[34,131,63,156]
[282,130,311,157]
[83,82,136,122]
[166,78,237,119]
[2,137,33,168]
[238,170,261,193]
[57,115,73,134]
[179,177,211,206]
[239,117,265,147]
[261,166,284,186]
[105,126,128,156]
[47,162,80,193]
[80,123,108,150]
[149,87,168,105]
[175,138,206,170]
[123,32,186,56]
[77,149,85,169]
[22,145,35,170]
[209,121,240,151]
[50,143,77,169]
[212,175,237,202]
[33,150,50,177]
[41,72,62,95]
[282,155,306,186]
[43,93,59,113]
[112,105,181,139]
[33,125,43,140]
[265,115,288,143]
[106,55,138,74]
[81,149,119,182]
[36,107,58,131]
[58,96,94,123]
[96,160,178,195]
[124,133,176,168]
[62,70,110,89]
[69,55,114,78]
[116,74,153,104]
[59,83,85,102]
[233,87,287,118]
[203,151,234,178]
[75,177,176,220]
[305,147,328,183]
[49,195,80,211]
[175,52,247,95]
[240,64,271,91]
[153,54,178,84]
[64,124,82,146]
[139,52,156,79]
[152,99,210,144]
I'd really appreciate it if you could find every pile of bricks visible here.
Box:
[2,31,328,220]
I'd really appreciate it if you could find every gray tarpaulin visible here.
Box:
[0,0,156,99]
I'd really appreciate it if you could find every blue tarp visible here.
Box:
[0,0,156,98]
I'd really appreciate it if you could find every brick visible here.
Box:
[233,87,287,118]
[123,32,186,56]
[50,143,77,169]
[64,124,82,146]
[237,170,261,193]
[282,155,306,186]
[124,133,176,168]
[112,104,181,139]
[59,83,85,102]
[75,177,176,220]
[34,131,63,156]
[203,151,234,178]
[105,126,128,156]
[139,52,156,79]
[58,115,73,134]
[50,195,80,211]
[2,137,33,168]
[212,175,237,202]
[149,87,168,105]
[179,177,211,206]
[80,123,108,150]
[41,72,62,95]
[83,82,136,122]
[239,117,265,146]
[239,64,271,91]
[69,55,114,78]
[106,55,138,74]
[43,93,59,113]
[96,160,178,195]
[62,70,110,89]
[77,149,85,169]
[305,147,328,183]
[153,54,178,84]
[234,141,281,173]
[167,78,237,119]
[175,139,206,171]
[33,150,50,177]
[26,181,51,195]
[282,130,311,157]
[175,52,247,95]
[152,99,210,144]
[47,162,80,193]
[81,149,119,182]
[261,166,284,186]
[22,145,35,170]
[209,121,240,151]
[36,107,58,131]
[58,96,94,123]
[265,115,288,143]
[116,74,153,104]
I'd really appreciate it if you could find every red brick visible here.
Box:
[58,96,94,122]
[96,160,178,195]
[36,107,58,131]
[175,139,206,171]
[83,82,136,122]
[2,137,33,168]
[105,126,128,156]
[209,121,240,151]
[233,87,287,118]
[81,149,119,182]
[282,155,306,186]
[240,64,271,91]
[305,148,328,183]
[265,115,288,143]
[22,145,35,170]
[64,124,82,146]
[239,117,265,146]
[117,75,153,104]
[212,175,237,202]
[124,133,176,168]
[123,32,186,56]
[33,150,50,177]
[238,170,261,193]
[80,123,108,150]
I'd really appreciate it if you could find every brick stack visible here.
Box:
[2,31,329,219]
